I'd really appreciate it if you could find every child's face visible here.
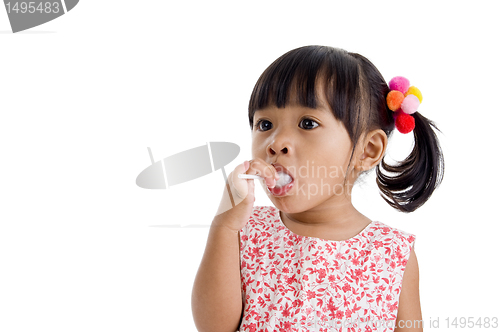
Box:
[251,93,359,213]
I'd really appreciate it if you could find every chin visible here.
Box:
[270,197,311,214]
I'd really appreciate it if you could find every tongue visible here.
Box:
[275,172,292,188]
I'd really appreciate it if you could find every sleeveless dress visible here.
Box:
[237,206,415,332]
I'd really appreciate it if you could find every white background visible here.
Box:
[1,1,498,331]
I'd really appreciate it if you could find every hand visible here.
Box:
[214,159,280,232]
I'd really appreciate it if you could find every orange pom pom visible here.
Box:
[405,86,423,103]
[387,90,405,111]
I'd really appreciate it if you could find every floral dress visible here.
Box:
[237,206,415,332]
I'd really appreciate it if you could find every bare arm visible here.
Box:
[191,216,244,332]
[394,249,423,332]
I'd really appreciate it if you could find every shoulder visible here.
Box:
[248,206,279,226]
[240,206,278,240]
[370,221,416,250]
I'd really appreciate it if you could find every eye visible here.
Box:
[255,119,272,131]
[300,118,319,130]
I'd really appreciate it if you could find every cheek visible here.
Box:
[301,154,350,183]
[251,137,266,157]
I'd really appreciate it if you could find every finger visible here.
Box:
[246,176,255,202]
[230,161,250,199]
[248,159,279,188]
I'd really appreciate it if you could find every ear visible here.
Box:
[357,129,388,172]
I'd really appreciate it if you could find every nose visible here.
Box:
[267,139,290,157]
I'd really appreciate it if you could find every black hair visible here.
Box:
[248,45,444,213]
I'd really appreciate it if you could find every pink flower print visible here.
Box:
[387,301,398,312]
[374,240,383,249]
[287,240,294,246]
[282,303,291,317]
[318,269,327,279]
[352,256,360,266]
[345,308,352,318]
[292,298,303,308]
[257,294,265,305]
[307,290,316,300]
[327,298,336,313]
[396,247,404,261]
[282,266,289,273]
[251,236,258,244]
[248,323,257,332]
[306,307,313,315]
[303,275,309,281]
[242,235,248,241]
[335,310,344,319]
[389,260,396,271]
[342,284,351,292]
[401,258,408,267]
[371,252,383,266]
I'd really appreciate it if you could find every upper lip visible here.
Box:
[271,162,294,181]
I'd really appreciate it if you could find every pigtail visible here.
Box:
[376,112,445,213]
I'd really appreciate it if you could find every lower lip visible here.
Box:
[268,180,294,196]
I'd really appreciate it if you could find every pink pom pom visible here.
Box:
[401,94,420,114]
[389,76,410,94]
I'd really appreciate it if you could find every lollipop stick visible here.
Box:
[238,174,265,180]
[221,166,235,208]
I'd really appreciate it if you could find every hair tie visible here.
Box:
[386,76,423,134]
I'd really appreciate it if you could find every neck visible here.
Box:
[279,195,368,235]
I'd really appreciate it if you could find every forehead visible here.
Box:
[254,105,329,116]
[255,75,332,113]
[254,97,330,114]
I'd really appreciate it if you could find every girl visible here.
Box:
[192,45,444,332]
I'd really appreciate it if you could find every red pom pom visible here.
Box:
[395,112,415,134]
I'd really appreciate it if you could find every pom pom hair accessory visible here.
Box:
[386,76,423,134]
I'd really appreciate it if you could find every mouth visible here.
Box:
[267,163,294,196]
